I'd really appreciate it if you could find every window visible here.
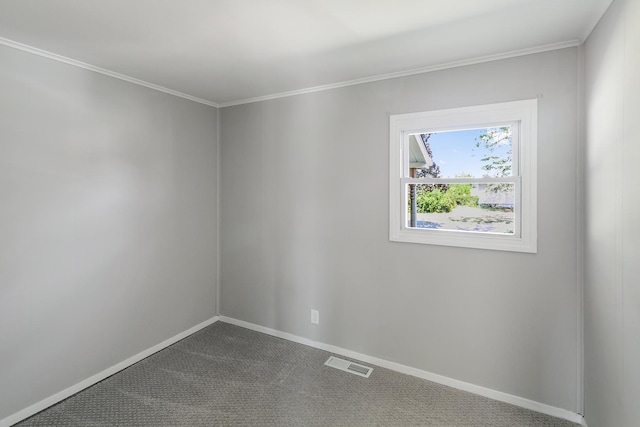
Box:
[389,99,537,252]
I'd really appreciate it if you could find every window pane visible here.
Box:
[408,126,513,179]
[406,183,516,235]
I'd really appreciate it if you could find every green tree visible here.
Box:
[475,127,512,177]
[475,127,513,201]
[417,189,456,213]
[416,182,478,213]
[446,183,479,207]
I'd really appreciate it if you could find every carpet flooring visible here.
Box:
[15,322,579,426]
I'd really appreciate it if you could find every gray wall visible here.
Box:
[583,0,640,425]
[0,45,218,420]
[220,48,580,411]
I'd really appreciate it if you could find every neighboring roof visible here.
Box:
[409,135,434,169]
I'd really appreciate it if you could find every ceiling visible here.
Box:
[0,0,612,107]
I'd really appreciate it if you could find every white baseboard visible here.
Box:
[3,315,585,426]
[1,316,219,427]
[219,316,584,425]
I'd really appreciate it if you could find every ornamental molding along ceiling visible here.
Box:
[0,0,613,106]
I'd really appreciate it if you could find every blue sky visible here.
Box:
[424,128,511,178]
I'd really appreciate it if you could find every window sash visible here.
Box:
[400,180,522,237]
[389,99,537,253]
[401,122,520,179]
[400,177,520,185]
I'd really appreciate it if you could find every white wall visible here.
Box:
[583,0,640,426]
[0,45,218,421]
[220,48,580,412]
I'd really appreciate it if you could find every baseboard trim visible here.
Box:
[0,316,219,427]
[219,316,584,425]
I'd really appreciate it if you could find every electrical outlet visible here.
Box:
[311,309,319,325]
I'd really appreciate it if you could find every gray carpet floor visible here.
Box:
[15,322,579,426]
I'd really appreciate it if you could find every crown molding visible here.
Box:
[0,37,220,108]
[1,36,581,109]
[219,40,581,107]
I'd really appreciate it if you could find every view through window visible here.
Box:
[389,99,537,252]
[406,126,516,235]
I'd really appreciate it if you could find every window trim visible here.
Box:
[389,99,537,253]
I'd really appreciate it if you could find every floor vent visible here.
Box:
[324,356,373,378]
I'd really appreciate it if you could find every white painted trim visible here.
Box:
[389,99,538,253]
[0,37,220,108]
[218,40,581,107]
[219,316,584,425]
[0,316,220,427]
[1,35,579,109]
[575,44,586,417]
[215,108,222,317]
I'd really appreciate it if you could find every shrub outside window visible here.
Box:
[389,100,537,253]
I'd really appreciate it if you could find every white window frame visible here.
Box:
[389,99,537,253]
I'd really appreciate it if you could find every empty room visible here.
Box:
[1,1,638,426]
